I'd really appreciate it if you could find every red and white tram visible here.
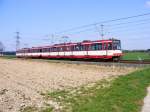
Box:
[16,39,123,61]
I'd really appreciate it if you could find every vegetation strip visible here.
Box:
[123,52,150,60]
[44,68,150,112]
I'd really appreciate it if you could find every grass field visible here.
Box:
[123,52,150,60]
[1,55,16,59]
[44,67,150,112]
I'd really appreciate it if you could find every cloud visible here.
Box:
[146,1,150,7]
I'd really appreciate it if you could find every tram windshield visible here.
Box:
[113,40,121,50]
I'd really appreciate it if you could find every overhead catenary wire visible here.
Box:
[105,18,150,27]
[54,12,150,35]
[56,20,150,38]
[27,12,150,46]
[107,21,150,32]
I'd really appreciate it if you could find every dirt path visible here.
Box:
[0,58,136,112]
[142,87,150,112]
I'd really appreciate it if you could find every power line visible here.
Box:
[85,19,150,34]
[105,18,150,28]
[56,19,150,38]
[55,12,150,35]
[108,23,150,32]
[108,27,150,39]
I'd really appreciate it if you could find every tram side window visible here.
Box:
[56,47,59,52]
[35,49,37,53]
[49,48,51,52]
[75,45,80,51]
[71,46,74,51]
[66,46,70,51]
[91,44,95,50]
[79,45,84,51]
[92,44,97,50]
[31,49,33,53]
[46,48,49,52]
[103,43,107,50]
[108,43,112,50]
[33,49,35,53]
[36,49,41,53]
[40,49,42,52]
[91,43,102,50]
[74,45,85,51]
[37,49,39,53]
[50,48,53,52]
[51,47,54,52]
[53,47,57,52]
[34,49,37,53]
[99,43,102,50]
[42,48,46,52]
[43,48,49,52]
[60,47,63,52]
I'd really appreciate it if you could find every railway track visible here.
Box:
[120,60,150,64]
[33,59,150,68]
[1,56,150,67]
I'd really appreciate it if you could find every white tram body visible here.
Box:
[16,39,123,60]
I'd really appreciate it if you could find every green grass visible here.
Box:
[0,55,16,59]
[44,68,150,112]
[20,106,53,112]
[123,52,150,60]
[20,106,38,112]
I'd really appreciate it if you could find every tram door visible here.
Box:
[103,43,107,56]
[85,44,89,56]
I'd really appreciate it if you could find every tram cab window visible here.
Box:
[113,40,121,50]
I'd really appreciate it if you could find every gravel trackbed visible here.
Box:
[0,58,136,112]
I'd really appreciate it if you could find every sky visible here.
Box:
[0,0,150,51]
